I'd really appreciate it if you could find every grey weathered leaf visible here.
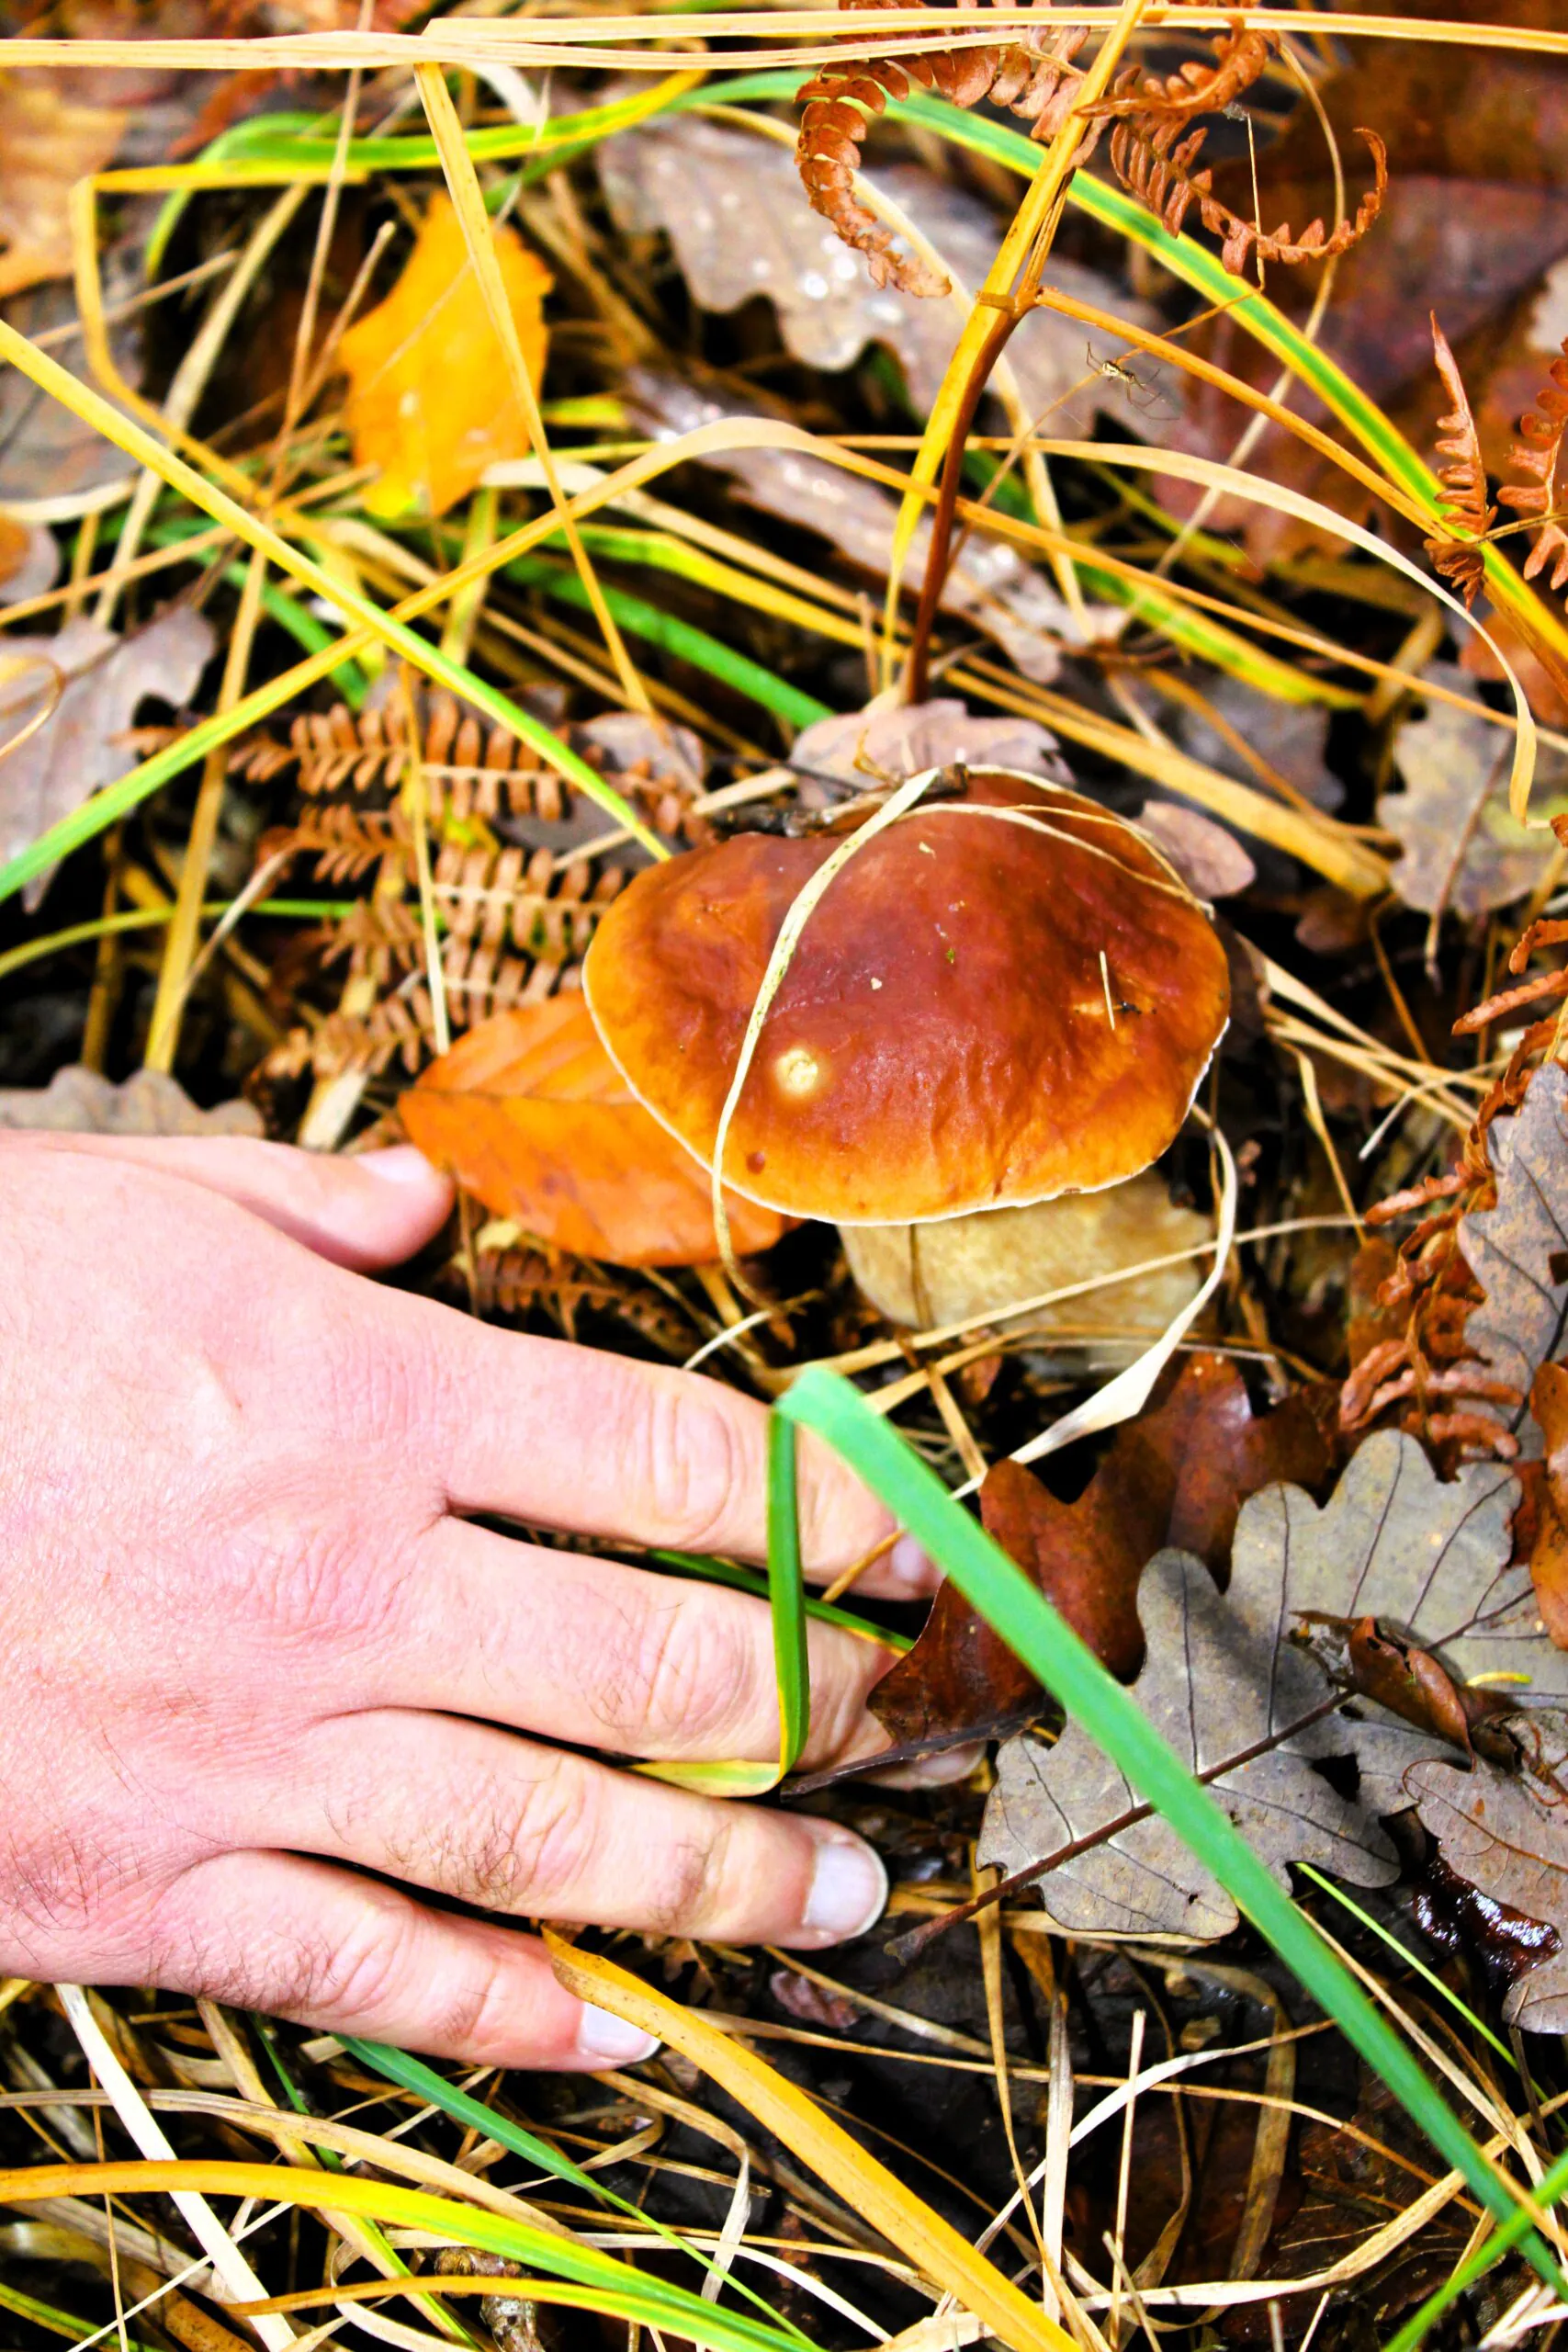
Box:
[0,605,213,907]
[1176,673,1342,814]
[977,1430,1565,1938]
[601,116,1165,428]
[626,370,1122,683]
[1461,1061,1568,1456]
[1409,1720,1568,2031]
[789,695,1072,789]
[977,1548,1398,1940]
[1229,1430,1564,1815]
[1135,802,1256,899]
[0,1065,262,1136]
[1380,665,1568,916]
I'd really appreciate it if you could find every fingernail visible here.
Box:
[574,2003,661,2066]
[886,1534,941,1595]
[357,1145,445,1186]
[801,1834,887,1942]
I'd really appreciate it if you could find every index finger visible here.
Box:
[387,1293,936,1595]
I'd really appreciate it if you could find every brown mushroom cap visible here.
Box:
[582,768,1231,1225]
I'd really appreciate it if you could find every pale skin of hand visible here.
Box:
[0,1132,942,2069]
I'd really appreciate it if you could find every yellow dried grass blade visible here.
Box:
[545,1931,1077,2352]
[882,0,1148,655]
[0,319,667,856]
[1025,437,1539,823]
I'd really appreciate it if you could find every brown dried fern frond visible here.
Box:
[319,898,425,986]
[259,804,411,886]
[1498,339,1568,594]
[1345,903,1568,1463]
[1424,315,1496,612]
[1108,115,1387,278]
[795,0,1089,295]
[264,986,435,1084]
[1085,16,1275,121]
[458,1243,700,1355]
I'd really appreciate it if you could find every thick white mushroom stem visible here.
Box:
[838,1170,1213,1369]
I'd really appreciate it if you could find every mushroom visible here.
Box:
[581,765,1230,1363]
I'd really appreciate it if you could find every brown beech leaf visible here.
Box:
[400,993,795,1268]
[1529,1361,1568,1646]
[867,1355,1335,1763]
[339,192,552,521]
[0,74,125,300]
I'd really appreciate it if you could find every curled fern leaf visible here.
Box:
[1106,117,1386,280]
[1085,18,1277,122]
[795,0,1090,296]
[795,0,1385,295]
[1499,340,1568,594]
[1424,314,1496,613]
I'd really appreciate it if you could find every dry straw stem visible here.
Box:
[882,0,1150,655]
[8,11,1562,75]
[414,62,652,718]
[545,1933,1077,2352]
[0,403,1378,901]
[0,320,669,865]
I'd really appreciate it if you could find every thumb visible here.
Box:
[30,1133,454,1270]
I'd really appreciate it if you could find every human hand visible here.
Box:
[0,1131,936,2067]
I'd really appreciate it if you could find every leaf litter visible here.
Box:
[19,4,1568,2344]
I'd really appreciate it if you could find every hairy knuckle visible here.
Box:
[648,1814,734,1933]
[452,1762,597,1912]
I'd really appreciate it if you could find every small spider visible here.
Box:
[1085,341,1172,419]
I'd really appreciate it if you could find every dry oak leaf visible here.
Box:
[0,73,125,300]
[871,1356,1334,1766]
[978,1430,1568,1938]
[0,607,213,910]
[788,695,1071,793]
[400,992,795,1269]
[625,372,1122,684]
[1233,1432,1568,1817]
[1461,1061,1568,1457]
[0,1064,261,1136]
[976,1546,1397,1940]
[1380,668,1568,919]
[1408,1719,1568,2031]
[601,115,1165,431]
[339,192,552,521]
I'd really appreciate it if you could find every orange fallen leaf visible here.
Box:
[0,74,126,301]
[338,190,552,520]
[400,994,795,1267]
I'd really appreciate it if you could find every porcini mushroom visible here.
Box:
[581,766,1230,1360]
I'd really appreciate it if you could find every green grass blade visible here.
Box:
[773,1366,1564,2300]
[343,2038,813,2343]
[503,556,829,728]
[768,1414,810,1775]
[1296,1864,1518,2072]
[652,1549,912,1648]
[1386,2143,1568,2352]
